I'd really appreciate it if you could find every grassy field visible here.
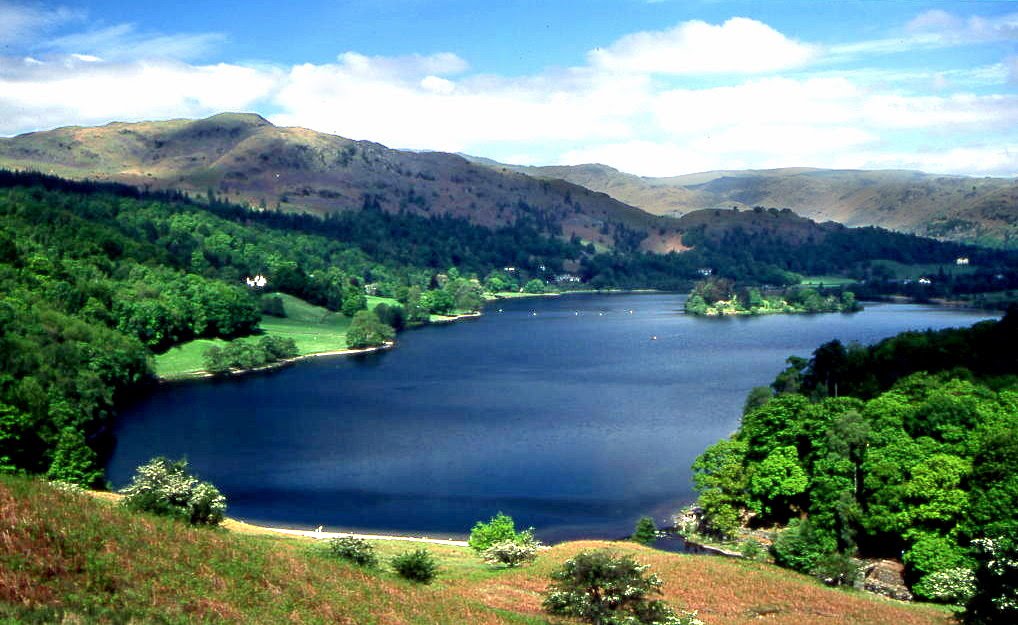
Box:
[0,476,956,625]
[869,260,980,280]
[799,275,858,287]
[154,294,401,379]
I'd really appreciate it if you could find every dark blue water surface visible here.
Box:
[108,294,996,542]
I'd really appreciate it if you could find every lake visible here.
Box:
[108,294,996,542]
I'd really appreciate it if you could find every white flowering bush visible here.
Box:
[915,567,976,604]
[965,536,1018,623]
[119,457,226,526]
[483,538,540,567]
[543,550,704,625]
[47,479,87,496]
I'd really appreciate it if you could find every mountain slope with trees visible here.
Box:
[0,113,685,253]
[479,161,1017,249]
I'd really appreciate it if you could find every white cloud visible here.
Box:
[270,57,645,151]
[854,145,1018,177]
[588,17,818,75]
[906,9,1018,42]
[46,23,226,61]
[0,1,82,45]
[0,59,278,135]
[336,51,468,79]
[0,14,1014,179]
[830,10,1018,60]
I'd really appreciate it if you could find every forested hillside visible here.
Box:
[688,312,1018,621]
[0,170,597,485]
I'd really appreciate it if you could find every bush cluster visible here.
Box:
[327,537,379,568]
[119,457,226,526]
[391,548,438,583]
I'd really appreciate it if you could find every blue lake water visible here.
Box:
[108,294,996,542]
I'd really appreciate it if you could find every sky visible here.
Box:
[1,0,1016,177]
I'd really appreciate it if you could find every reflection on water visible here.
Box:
[109,294,995,542]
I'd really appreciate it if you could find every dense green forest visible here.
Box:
[687,310,1017,619]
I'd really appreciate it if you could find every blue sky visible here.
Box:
[1,0,1016,176]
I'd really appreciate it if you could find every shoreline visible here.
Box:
[84,491,471,547]
[254,525,469,547]
[158,289,663,382]
[158,341,395,383]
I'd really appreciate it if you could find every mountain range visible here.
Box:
[473,161,1017,248]
[0,113,684,253]
[1,112,1014,250]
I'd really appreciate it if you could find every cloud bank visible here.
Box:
[1,12,1015,177]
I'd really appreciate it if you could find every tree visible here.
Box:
[119,457,226,526]
[341,283,367,316]
[45,427,104,488]
[524,278,546,294]
[543,550,693,625]
[345,309,395,349]
[468,512,534,553]
[748,445,808,517]
[743,386,773,415]
[632,516,658,545]
[691,439,749,539]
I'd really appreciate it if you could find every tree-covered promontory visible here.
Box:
[684,277,860,316]
[686,309,1017,618]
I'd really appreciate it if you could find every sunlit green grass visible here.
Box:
[154,293,401,379]
[799,275,858,287]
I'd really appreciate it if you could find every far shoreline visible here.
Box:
[157,289,667,382]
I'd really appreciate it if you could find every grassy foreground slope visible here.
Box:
[1,477,952,625]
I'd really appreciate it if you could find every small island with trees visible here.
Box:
[685,277,861,316]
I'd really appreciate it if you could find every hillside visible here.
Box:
[481,161,1017,248]
[0,475,955,625]
[0,114,685,253]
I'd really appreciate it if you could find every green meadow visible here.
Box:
[154,294,400,379]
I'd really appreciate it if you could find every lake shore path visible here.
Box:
[260,526,469,547]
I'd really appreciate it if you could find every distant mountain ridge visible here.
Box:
[470,160,1017,248]
[0,113,685,253]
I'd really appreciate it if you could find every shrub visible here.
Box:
[810,551,861,587]
[917,567,976,605]
[119,457,226,526]
[391,548,438,583]
[740,539,765,561]
[328,537,378,568]
[770,518,837,574]
[468,512,534,553]
[483,539,539,567]
[632,516,659,545]
[543,550,695,625]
